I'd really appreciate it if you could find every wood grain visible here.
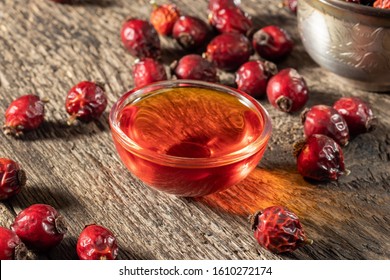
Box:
[0,0,389,260]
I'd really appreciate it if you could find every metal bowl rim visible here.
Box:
[313,0,390,18]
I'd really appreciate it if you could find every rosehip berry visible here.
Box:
[294,134,347,181]
[284,0,298,13]
[251,206,312,254]
[11,204,67,251]
[172,54,219,82]
[150,3,180,36]
[121,18,161,59]
[266,68,309,113]
[302,105,350,146]
[333,97,377,137]
[209,7,253,35]
[252,25,293,61]
[76,224,118,260]
[374,0,390,8]
[65,81,108,124]
[3,94,46,137]
[0,158,26,201]
[208,0,240,12]
[133,58,167,88]
[205,32,252,71]
[235,60,278,98]
[0,227,35,260]
[172,15,210,50]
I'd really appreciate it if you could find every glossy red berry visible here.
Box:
[77,224,118,260]
[302,105,350,146]
[205,32,252,71]
[3,94,46,137]
[251,206,312,254]
[65,81,108,124]
[150,3,180,36]
[121,18,161,59]
[0,227,35,260]
[333,97,377,137]
[252,25,293,61]
[209,7,252,35]
[133,58,167,88]
[172,15,210,50]
[0,158,26,201]
[208,0,240,12]
[284,0,298,13]
[374,0,390,8]
[235,60,278,98]
[266,68,309,113]
[294,134,347,181]
[172,54,219,82]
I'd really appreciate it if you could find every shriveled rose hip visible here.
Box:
[172,15,210,50]
[133,58,167,88]
[209,7,252,35]
[172,54,219,82]
[150,3,180,36]
[374,0,390,9]
[208,0,240,12]
[0,158,26,201]
[77,224,118,260]
[0,227,35,260]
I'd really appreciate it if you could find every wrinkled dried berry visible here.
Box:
[0,158,26,201]
[150,3,180,36]
[0,227,35,260]
[172,54,219,82]
[208,0,240,12]
[374,0,390,8]
[209,7,252,35]
[172,15,210,50]
[133,58,167,88]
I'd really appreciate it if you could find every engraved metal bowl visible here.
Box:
[298,0,390,92]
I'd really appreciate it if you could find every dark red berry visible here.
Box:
[333,97,377,137]
[209,7,252,35]
[0,158,26,201]
[3,94,46,137]
[252,25,293,61]
[251,206,312,254]
[11,204,67,251]
[76,224,118,260]
[235,60,278,98]
[150,3,180,36]
[294,134,347,181]
[133,58,167,88]
[205,32,252,71]
[284,0,298,13]
[65,81,108,124]
[0,227,35,260]
[302,105,350,146]
[121,18,161,59]
[172,54,219,83]
[172,15,210,50]
[208,0,239,12]
[266,68,309,113]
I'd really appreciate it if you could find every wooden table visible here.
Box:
[0,0,389,260]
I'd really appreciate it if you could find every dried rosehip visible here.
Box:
[11,204,67,251]
[208,0,240,12]
[205,32,252,71]
[252,25,293,61]
[65,81,108,124]
[133,58,167,88]
[150,3,180,36]
[172,15,210,50]
[121,18,161,59]
[172,54,219,82]
[0,158,26,200]
[235,60,278,98]
[0,227,35,260]
[77,224,118,260]
[266,68,309,113]
[374,0,390,8]
[3,94,46,137]
[209,7,252,35]
[251,206,312,254]
[294,134,347,181]
[302,105,350,146]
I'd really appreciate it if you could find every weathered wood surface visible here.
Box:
[0,0,389,260]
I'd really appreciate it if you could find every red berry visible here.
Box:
[121,18,161,59]
[150,3,180,36]
[172,15,210,50]
[208,0,240,12]
[205,32,252,71]
[133,58,167,88]
[172,54,219,83]
[266,68,309,113]
[284,0,298,13]
[76,224,118,260]
[0,158,26,201]
[209,7,252,35]
[65,81,108,124]
[251,206,312,254]
[3,94,46,137]
[235,60,278,98]
[333,97,377,137]
[374,0,390,8]
[11,204,67,251]
[302,105,350,146]
[252,25,293,61]
[0,227,35,260]
[294,134,347,181]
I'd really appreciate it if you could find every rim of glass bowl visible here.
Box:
[315,0,390,18]
[109,79,272,168]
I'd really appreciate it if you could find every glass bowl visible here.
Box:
[109,80,272,197]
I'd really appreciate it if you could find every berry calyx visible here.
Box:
[0,227,35,260]
[209,7,253,36]
[150,3,180,36]
[0,158,27,201]
[172,15,210,50]
[171,54,219,83]
[133,58,167,88]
